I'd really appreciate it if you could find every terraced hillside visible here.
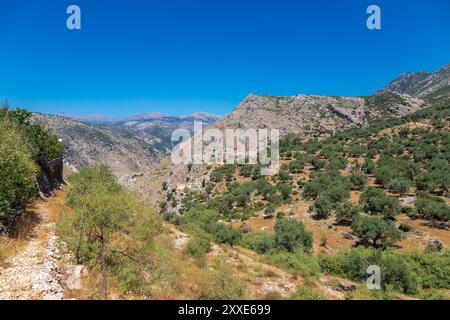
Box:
[157,100,450,299]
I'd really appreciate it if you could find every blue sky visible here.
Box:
[1,0,449,116]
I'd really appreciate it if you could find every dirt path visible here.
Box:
[0,191,67,300]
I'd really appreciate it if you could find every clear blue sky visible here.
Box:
[1,0,449,116]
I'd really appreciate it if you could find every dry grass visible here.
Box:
[0,204,42,267]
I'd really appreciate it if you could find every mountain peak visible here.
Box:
[376,62,450,98]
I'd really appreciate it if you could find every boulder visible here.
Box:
[65,265,84,290]
[239,223,252,233]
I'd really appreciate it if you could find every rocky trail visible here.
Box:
[0,191,68,300]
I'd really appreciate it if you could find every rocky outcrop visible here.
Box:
[213,92,424,137]
[376,63,450,98]
[37,156,64,196]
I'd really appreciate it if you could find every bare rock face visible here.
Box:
[376,63,450,99]
[37,157,64,196]
[212,92,424,136]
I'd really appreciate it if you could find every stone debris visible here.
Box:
[0,206,65,300]
[400,196,416,206]
[173,229,190,250]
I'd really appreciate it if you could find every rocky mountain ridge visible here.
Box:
[31,113,163,180]
[133,62,450,214]
[376,63,450,98]
[213,92,424,136]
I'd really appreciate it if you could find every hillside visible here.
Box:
[31,113,164,181]
[214,92,424,136]
[132,64,450,300]
[31,112,220,182]
[377,63,450,99]
[2,63,449,301]
[101,112,220,155]
[157,100,450,299]
[0,107,63,234]
[133,63,450,210]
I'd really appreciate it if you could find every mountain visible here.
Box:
[31,113,163,180]
[105,112,221,153]
[376,63,450,99]
[31,112,221,182]
[60,112,221,155]
[213,92,424,136]
[33,63,449,192]
[212,63,450,137]
[133,62,450,212]
[61,112,221,125]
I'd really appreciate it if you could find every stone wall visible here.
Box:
[37,156,64,196]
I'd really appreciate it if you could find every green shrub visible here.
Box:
[267,193,283,205]
[388,178,412,196]
[290,284,326,300]
[288,160,304,173]
[362,159,375,174]
[328,155,348,170]
[310,157,325,170]
[263,250,320,278]
[398,223,412,232]
[199,260,247,300]
[204,223,242,246]
[185,235,211,259]
[174,207,219,227]
[319,247,420,294]
[349,172,368,190]
[264,205,276,215]
[255,179,276,199]
[240,231,274,254]
[309,194,333,219]
[277,182,292,200]
[407,251,450,289]
[352,216,402,249]
[336,201,361,225]
[238,165,253,177]
[274,218,313,253]
[360,187,401,219]
[0,116,37,220]
[415,194,450,222]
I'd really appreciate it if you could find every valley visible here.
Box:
[1,63,449,300]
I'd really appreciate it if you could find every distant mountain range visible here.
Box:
[31,111,221,181]
[60,112,222,125]
[33,62,449,183]
[132,62,450,208]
